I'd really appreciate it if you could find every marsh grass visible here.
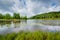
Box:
[0,31,60,40]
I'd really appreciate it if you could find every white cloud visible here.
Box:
[0,0,60,17]
[26,0,60,17]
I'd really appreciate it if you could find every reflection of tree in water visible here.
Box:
[33,20,60,26]
[0,21,11,25]
[40,20,60,26]
[0,20,27,28]
[21,20,27,23]
[0,21,11,28]
[13,21,21,28]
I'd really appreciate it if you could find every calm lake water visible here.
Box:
[0,20,60,34]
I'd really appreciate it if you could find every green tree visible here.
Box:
[0,13,3,19]
[4,13,12,19]
[13,13,20,19]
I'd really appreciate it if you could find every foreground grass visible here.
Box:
[0,31,60,40]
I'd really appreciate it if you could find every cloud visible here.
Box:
[0,0,60,17]
[0,0,15,12]
[11,0,27,16]
[0,0,27,16]
[26,0,60,17]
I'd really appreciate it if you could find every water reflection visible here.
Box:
[0,20,60,34]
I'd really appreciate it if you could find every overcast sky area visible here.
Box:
[0,0,60,17]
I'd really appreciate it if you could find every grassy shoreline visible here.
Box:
[0,19,21,22]
[29,18,60,20]
[0,31,60,40]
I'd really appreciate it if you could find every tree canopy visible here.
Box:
[0,13,27,19]
[13,13,20,19]
[30,11,60,19]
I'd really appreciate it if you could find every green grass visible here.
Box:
[0,19,21,21]
[29,18,60,20]
[0,31,60,40]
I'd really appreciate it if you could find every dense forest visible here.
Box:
[30,11,60,19]
[0,13,27,19]
[0,31,60,40]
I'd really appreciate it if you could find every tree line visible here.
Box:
[0,13,27,19]
[30,11,60,19]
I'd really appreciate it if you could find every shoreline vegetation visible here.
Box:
[0,19,21,22]
[0,13,27,22]
[28,18,60,20]
[0,31,60,40]
[30,11,60,20]
[0,11,60,20]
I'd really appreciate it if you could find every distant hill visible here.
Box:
[30,11,60,19]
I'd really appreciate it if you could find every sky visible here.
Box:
[0,0,60,17]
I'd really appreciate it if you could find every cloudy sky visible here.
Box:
[0,0,60,17]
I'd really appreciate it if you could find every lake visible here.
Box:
[0,20,60,34]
